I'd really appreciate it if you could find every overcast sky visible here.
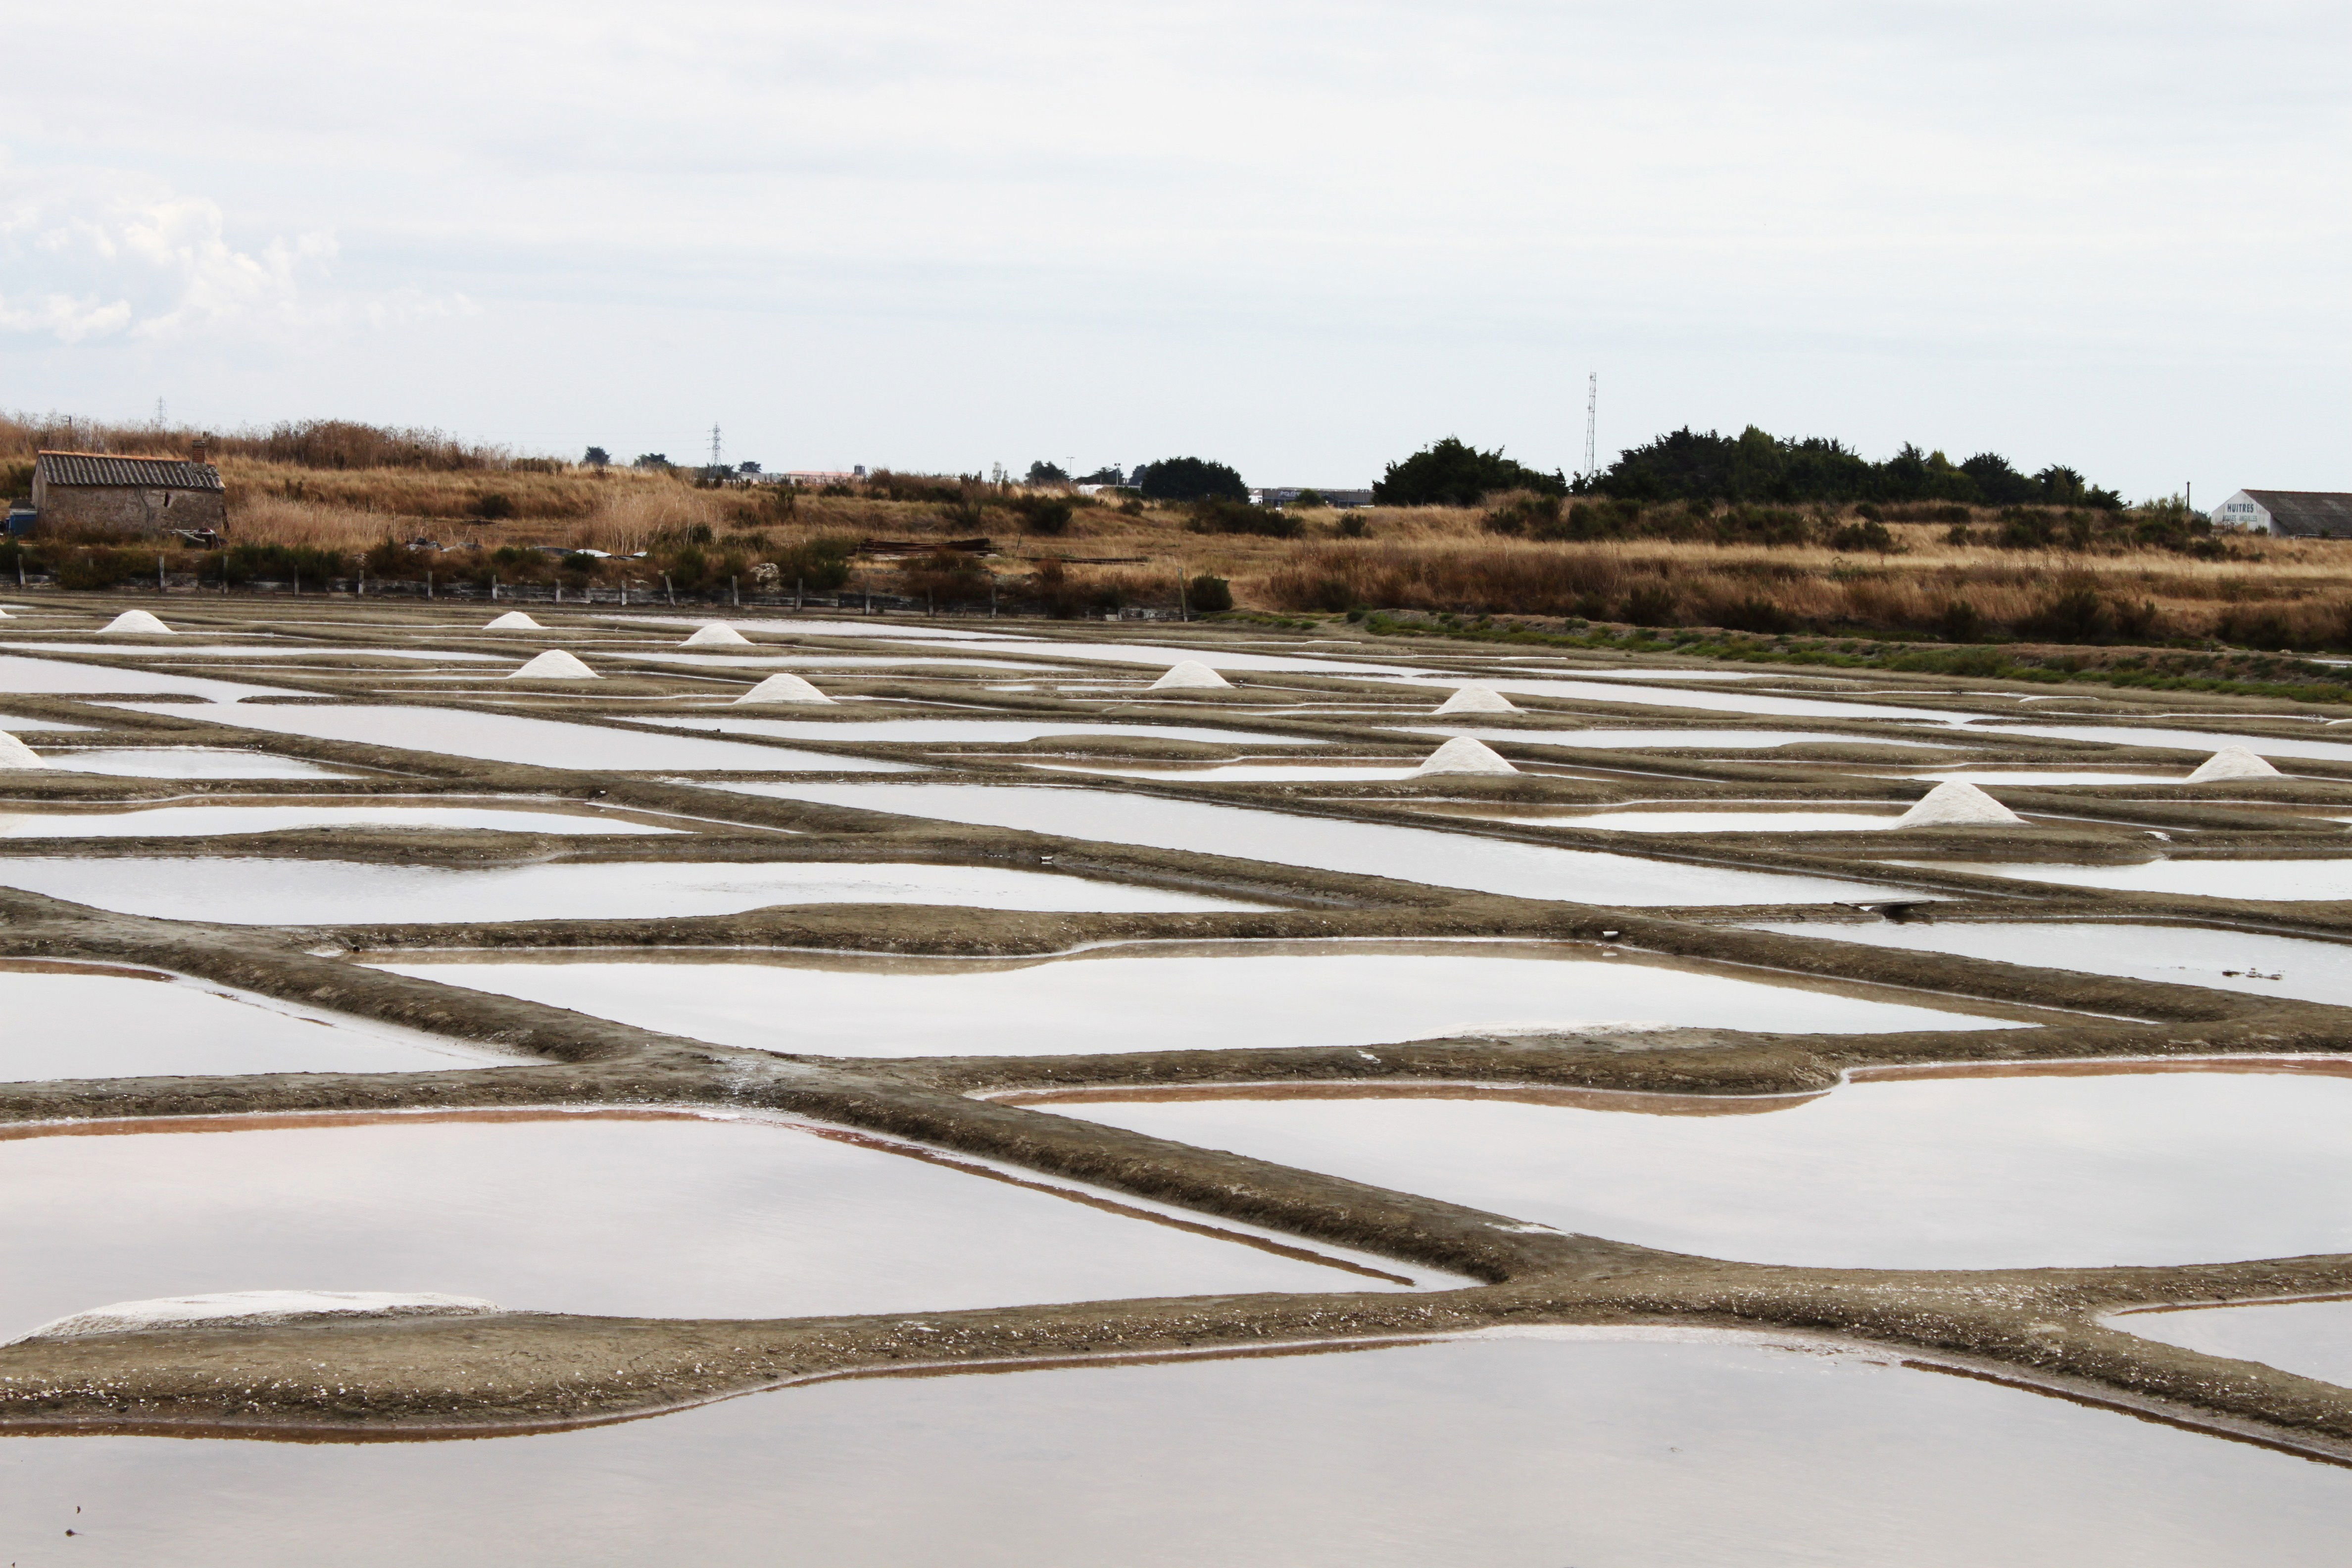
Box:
[3,1,2345,498]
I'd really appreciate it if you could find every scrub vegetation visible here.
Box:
[5,411,2340,652]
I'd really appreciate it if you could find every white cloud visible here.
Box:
[0,157,463,343]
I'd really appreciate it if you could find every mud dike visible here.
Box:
[2,595,2350,1557]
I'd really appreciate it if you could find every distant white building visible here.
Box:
[2212,490,2352,538]
[1248,486,1375,509]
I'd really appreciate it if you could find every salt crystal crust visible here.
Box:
[1896,780,2022,827]
[1414,736,1520,777]
[508,648,599,680]
[1435,686,1519,714]
[1148,660,1231,690]
[5,1290,503,1346]
[484,611,544,630]
[2186,746,2281,783]
[735,672,834,704]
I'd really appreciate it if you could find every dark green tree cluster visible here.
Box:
[1136,456,1248,502]
[1589,426,2121,509]
[1373,438,1568,507]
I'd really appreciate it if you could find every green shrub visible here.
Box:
[1010,495,1074,536]
[1186,573,1233,613]
[1187,500,1300,539]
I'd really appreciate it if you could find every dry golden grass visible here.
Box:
[195,469,2352,642]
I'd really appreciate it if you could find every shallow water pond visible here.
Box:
[371,940,2025,1058]
[0,856,1272,924]
[1403,725,1957,750]
[696,783,1917,906]
[1965,723,2352,764]
[1456,805,1912,832]
[1383,677,1969,724]
[106,703,922,773]
[0,803,684,838]
[0,1109,1427,1336]
[0,654,291,702]
[32,748,362,779]
[1885,857,2352,900]
[1046,1067,2352,1269]
[642,716,1325,745]
[1030,761,1429,782]
[0,962,513,1081]
[0,642,507,661]
[2111,1299,2352,1388]
[1747,920,2352,1006]
[1,1331,2344,1567]
[1874,768,2191,785]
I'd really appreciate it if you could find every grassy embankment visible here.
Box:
[9,414,2352,702]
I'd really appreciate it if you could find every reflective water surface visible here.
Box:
[105,703,922,772]
[695,783,1916,906]
[2112,1299,2352,1388]
[1886,857,2352,899]
[1748,920,2352,1006]
[0,804,685,837]
[1048,1068,2352,1268]
[0,963,512,1081]
[34,748,361,779]
[0,1110,1426,1338]
[641,716,1323,744]
[0,1332,2343,1567]
[1403,726,1956,750]
[0,856,1273,923]
[372,941,2023,1058]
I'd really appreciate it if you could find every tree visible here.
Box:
[1372,438,1567,506]
[1026,460,1070,485]
[634,453,671,470]
[583,446,610,469]
[1076,465,1125,485]
[1135,456,1248,502]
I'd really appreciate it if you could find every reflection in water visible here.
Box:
[0,1334,2344,1565]
[0,1109,1432,1338]
[699,782,1919,906]
[372,941,2027,1059]
[1050,1067,2352,1269]
[0,963,509,1081]
[1883,858,2352,900]
[0,856,1272,924]
[0,803,685,838]
[2112,1298,2352,1390]
[1747,920,2352,1006]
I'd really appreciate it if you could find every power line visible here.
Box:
[708,423,723,469]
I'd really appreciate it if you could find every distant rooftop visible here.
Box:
[35,451,223,491]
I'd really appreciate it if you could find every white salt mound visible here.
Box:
[5,1290,502,1346]
[508,648,599,680]
[683,623,752,646]
[1414,736,1519,777]
[735,671,834,705]
[485,610,544,630]
[0,731,46,769]
[1435,686,1519,714]
[1148,660,1231,690]
[2186,746,2280,783]
[98,609,172,635]
[1896,780,2022,827]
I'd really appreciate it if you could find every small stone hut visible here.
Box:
[30,451,226,537]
